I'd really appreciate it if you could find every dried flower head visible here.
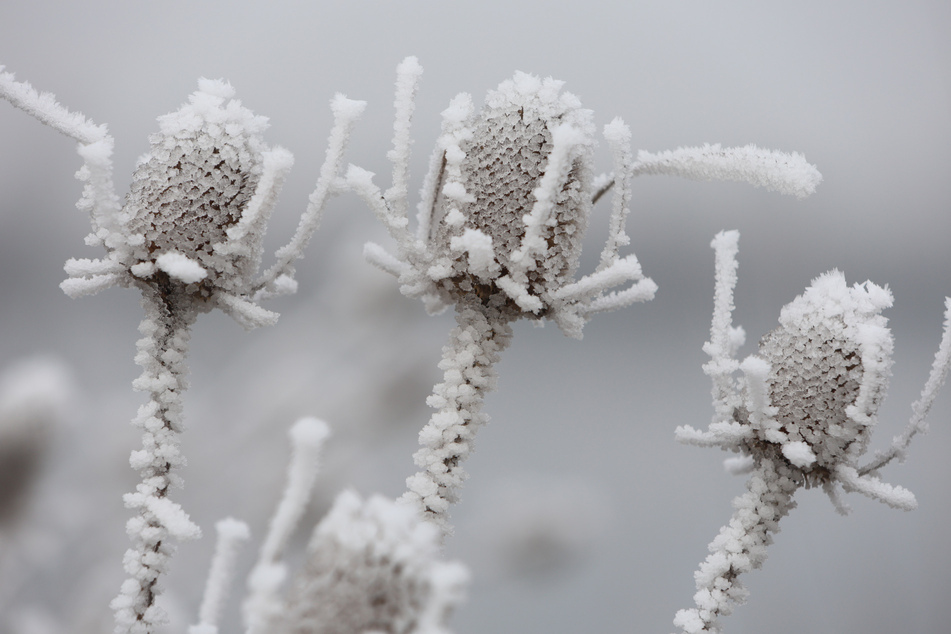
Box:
[679,231,950,509]
[277,491,469,634]
[424,72,596,315]
[752,272,893,475]
[350,57,656,339]
[122,79,272,297]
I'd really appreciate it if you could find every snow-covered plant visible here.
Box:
[350,57,822,534]
[672,230,951,634]
[0,68,364,633]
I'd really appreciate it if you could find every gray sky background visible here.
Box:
[1,2,950,633]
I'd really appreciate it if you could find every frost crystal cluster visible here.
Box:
[672,231,951,633]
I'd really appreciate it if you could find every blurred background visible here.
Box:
[1,1,949,632]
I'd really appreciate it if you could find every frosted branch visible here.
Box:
[836,465,917,511]
[400,301,513,535]
[347,164,413,246]
[597,118,634,270]
[634,144,822,199]
[112,289,199,633]
[0,66,107,144]
[673,458,799,634]
[258,95,365,292]
[364,241,410,278]
[580,277,658,315]
[385,56,424,219]
[860,297,951,474]
[190,518,251,634]
[704,230,742,424]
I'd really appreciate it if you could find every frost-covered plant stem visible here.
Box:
[401,299,515,534]
[112,285,201,633]
[673,457,798,634]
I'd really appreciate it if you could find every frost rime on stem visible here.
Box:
[673,458,798,634]
[401,299,513,534]
[112,287,201,633]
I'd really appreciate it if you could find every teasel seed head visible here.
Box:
[750,271,894,475]
[122,78,270,297]
[426,73,596,315]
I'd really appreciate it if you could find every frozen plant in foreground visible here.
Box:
[672,231,951,634]
[186,418,467,634]
[0,68,364,633]
[276,491,469,634]
[350,57,822,534]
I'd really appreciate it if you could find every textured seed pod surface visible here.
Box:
[429,73,595,309]
[123,79,269,292]
[750,271,894,473]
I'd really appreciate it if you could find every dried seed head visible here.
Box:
[123,78,269,294]
[753,271,894,472]
[278,491,469,634]
[428,73,595,313]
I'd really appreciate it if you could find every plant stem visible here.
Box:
[112,282,200,633]
[674,457,799,634]
[401,297,515,535]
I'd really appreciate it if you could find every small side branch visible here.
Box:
[596,118,634,271]
[860,297,951,475]
[190,518,251,634]
[257,95,365,294]
[704,231,744,423]
[0,66,107,144]
[385,56,424,219]
[243,418,330,634]
[634,144,822,199]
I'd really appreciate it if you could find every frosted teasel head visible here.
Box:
[121,79,274,297]
[276,490,469,634]
[424,73,596,314]
[351,57,657,337]
[753,273,894,473]
[0,67,364,329]
[678,231,951,513]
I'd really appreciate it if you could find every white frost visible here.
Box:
[155,251,208,283]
